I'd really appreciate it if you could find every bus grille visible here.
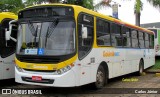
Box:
[23,69,56,73]
[18,57,60,63]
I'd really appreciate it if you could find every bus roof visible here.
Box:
[20,4,154,35]
[0,12,17,23]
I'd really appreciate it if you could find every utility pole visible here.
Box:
[112,1,121,19]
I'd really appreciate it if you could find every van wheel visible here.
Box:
[93,65,106,89]
[138,60,144,76]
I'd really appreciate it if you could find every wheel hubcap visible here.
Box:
[96,70,104,86]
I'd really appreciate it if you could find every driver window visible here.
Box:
[0,19,17,58]
[78,13,94,60]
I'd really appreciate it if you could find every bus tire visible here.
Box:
[93,65,106,89]
[138,59,144,76]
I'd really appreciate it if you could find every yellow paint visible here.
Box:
[103,51,115,57]
[155,73,160,77]
[103,51,120,57]
[15,54,78,70]
[122,78,139,82]
[0,12,17,23]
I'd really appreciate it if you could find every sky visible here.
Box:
[95,0,160,25]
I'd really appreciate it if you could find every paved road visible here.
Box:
[0,72,160,97]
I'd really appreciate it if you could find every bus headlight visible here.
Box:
[56,64,74,75]
[15,64,23,72]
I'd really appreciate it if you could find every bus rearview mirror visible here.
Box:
[5,20,17,42]
[82,25,88,39]
[5,29,11,41]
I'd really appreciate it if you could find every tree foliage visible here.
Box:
[0,0,25,14]
[24,0,93,9]
[147,0,160,8]
[134,0,143,13]
[24,0,60,6]
[0,0,93,14]
[80,0,94,9]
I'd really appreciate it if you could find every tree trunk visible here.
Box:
[135,12,140,26]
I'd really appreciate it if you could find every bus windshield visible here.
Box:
[16,19,76,56]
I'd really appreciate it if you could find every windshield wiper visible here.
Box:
[28,21,36,36]
[33,25,38,47]
[47,18,59,38]
[45,18,59,47]
[27,21,39,48]
[45,27,50,47]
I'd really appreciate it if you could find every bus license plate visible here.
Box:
[32,76,42,81]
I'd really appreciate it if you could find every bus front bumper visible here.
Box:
[15,67,76,87]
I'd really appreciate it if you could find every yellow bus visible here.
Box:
[11,4,154,88]
[0,12,17,80]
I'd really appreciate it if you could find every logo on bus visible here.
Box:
[103,51,120,57]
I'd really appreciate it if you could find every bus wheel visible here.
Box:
[93,65,106,89]
[138,60,144,76]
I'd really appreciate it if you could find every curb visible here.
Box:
[145,69,160,76]
[145,69,160,73]
[155,73,160,76]
[145,70,160,73]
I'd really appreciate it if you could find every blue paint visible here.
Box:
[115,52,120,56]
[113,12,118,19]
[38,48,44,55]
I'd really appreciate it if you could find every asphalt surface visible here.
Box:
[0,72,160,97]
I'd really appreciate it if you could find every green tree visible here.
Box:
[147,0,160,8]
[25,0,94,9]
[83,0,94,9]
[25,0,60,6]
[135,0,143,26]
[25,0,46,6]
[0,0,25,14]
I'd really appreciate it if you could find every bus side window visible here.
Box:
[0,19,17,58]
[78,13,94,60]
[145,33,149,48]
[112,24,122,47]
[131,29,139,48]
[149,34,154,49]
[96,18,111,46]
[139,31,145,48]
[122,27,131,47]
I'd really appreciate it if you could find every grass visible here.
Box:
[150,57,160,69]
